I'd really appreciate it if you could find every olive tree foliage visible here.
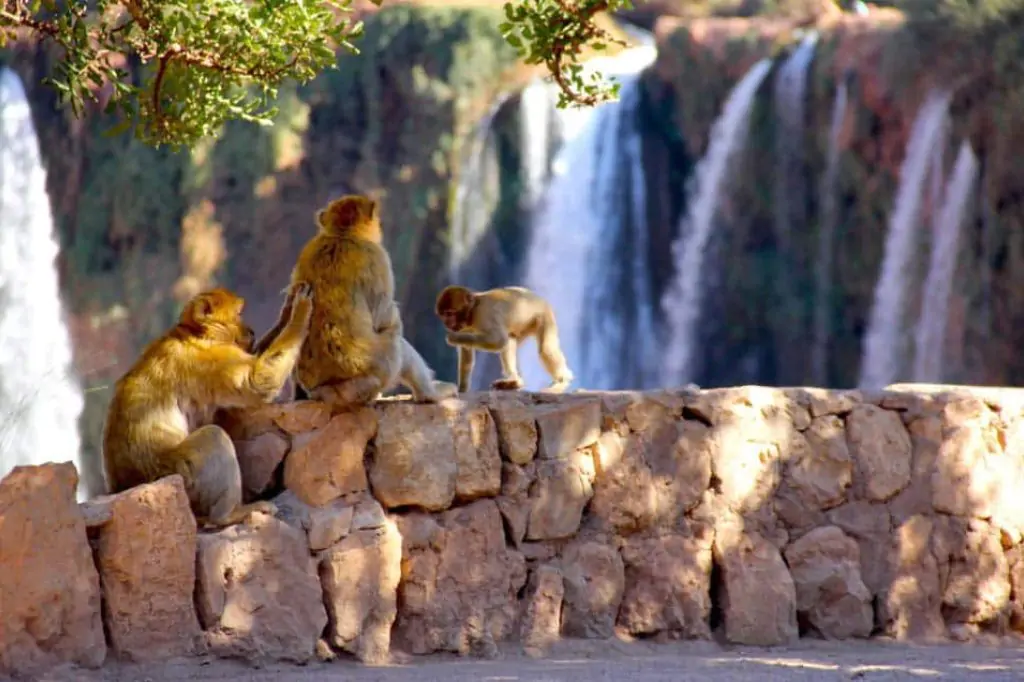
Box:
[0,0,635,149]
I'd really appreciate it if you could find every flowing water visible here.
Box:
[858,89,951,390]
[810,75,850,385]
[660,58,774,388]
[912,141,978,382]
[517,44,659,391]
[0,68,86,496]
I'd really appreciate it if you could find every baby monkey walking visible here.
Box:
[435,285,574,393]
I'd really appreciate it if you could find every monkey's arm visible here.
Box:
[203,286,313,404]
[457,346,475,393]
[252,284,299,355]
[446,328,508,352]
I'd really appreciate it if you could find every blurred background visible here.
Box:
[1,0,1021,495]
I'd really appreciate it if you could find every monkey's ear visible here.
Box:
[192,295,214,321]
[368,200,379,221]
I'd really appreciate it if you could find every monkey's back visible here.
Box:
[292,233,397,387]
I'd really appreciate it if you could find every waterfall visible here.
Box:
[810,73,850,385]
[912,141,978,382]
[518,44,658,391]
[660,58,774,388]
[771,32,818,384]
[858,89,950,390]
[772,32,818,252]
[0,69,86,497]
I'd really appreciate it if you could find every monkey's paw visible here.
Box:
[491,377,525,391]
[433,380,459,399]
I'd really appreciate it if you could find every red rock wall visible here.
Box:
[3,385,1024,676]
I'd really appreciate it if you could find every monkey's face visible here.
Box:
[437,288,474,331]
[182,288,250,343]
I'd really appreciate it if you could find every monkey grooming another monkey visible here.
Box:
[102,285,313,528]
[269,194,454,407]
[434,285,574,393]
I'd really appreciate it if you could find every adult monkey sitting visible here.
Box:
[259,194,454,406]
[102,285,313,527]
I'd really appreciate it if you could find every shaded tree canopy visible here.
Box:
[0,0,635,148]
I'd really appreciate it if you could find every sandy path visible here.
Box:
[32,638,1024,682]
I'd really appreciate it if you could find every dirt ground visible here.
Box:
[30,638,1024,682]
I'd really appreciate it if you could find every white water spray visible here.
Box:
[660,58,774,387]
[912,141,978,382]
[810,75,850,385]
[519,44,658,391]
[858,89,950,390]
[0,68,86,495]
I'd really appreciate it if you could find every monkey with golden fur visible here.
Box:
[434,285,574,393]
[264,194,455,407]
[102,285,313,527]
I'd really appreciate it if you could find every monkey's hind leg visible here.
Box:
[397,338,456,402]
[538,316,574,393]
[308,375,387,409]
[174,425,276,528]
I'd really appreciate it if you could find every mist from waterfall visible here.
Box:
[660,58,774,388]
[0,69,86,496]
[858,89,951,390]
[912,141,979,382]
[518,44,658,391]
[810,75,850,385]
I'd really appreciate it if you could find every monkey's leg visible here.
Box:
[456,346,475,393]
[174,425,275,528]
[537,319,574,392]
[397,338,456,402]
[491,340,524,391]
[309,376,387,408]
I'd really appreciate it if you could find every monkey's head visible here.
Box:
[435,285,476,332]
[179,288,254,347]
[316,195,382,244]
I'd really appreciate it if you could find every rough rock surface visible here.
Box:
[519,564,564,656]
[12,385,1024,670]
[783,526,873,639]
[0,463,105,676]
[284,408,376,507]
[236,431,289,501]
[618,530,714,639]
[560,541,625,639]
[713,525,798,646]
[394,500,527,656]
[320,520,403,664]
[196,512,327,662]
[92,475,201,661]
[372,403,458,511]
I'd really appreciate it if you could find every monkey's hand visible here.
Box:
[290,282,314,331]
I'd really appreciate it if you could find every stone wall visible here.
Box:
[3,384,1024,676]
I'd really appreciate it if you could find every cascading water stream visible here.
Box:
[772,32,818,252]
[0,68,86,496]
[771,32,817,383]
[912,141,978,382]
[858,89,951,390]
[660,58,774,388]
[810,73,850,385]
[518,43,658,391]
